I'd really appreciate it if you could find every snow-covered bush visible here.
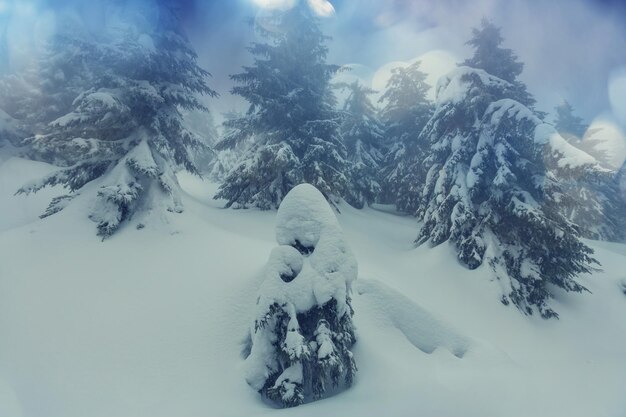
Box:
[245,184,357,407]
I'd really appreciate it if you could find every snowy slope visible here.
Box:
[1,159,625,417]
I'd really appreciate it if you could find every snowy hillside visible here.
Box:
[1,157,625,417]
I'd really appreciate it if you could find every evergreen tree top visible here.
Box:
[554,100,587,140]
[378,61,430,110]
[337,80,378,118]
[462,18,524,84]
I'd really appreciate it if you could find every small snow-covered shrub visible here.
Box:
[245,184,358,407]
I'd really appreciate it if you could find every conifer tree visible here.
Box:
[337,80,385,208]
[462,18,535,108]
[215,3,348,209]
[413,66,598,318]
[377,61,433,211]
[554,100,587,142]
[17,2,216,236]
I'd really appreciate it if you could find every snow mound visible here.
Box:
[245,183,358,404]
[275,183,340,249]
[253,183,357,320]
[483,99,600,170]
[356,279,470,358]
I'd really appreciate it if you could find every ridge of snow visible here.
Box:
[435,66,510,107]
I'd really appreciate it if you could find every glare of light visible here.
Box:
[252,0,296,10]
[608,68,626,126]
[307,0,335,17]
[372,50,458,101]
[583,118,626,170]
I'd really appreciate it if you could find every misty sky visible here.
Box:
[1,0,626,130]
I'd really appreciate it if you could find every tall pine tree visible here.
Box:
[337,81,385,208]
[377,61,433,211]
[402,20,601,317]
[214,3,348,209]
[18,2,216,236]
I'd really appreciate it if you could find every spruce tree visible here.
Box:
[554,100,587,142]
[413,66,598,318]
[245,184,357,407]
[214,3,348,209]
[337,81,385,208]
[377,61,433,211]
[462,18,535,108]
[17,3,216,236]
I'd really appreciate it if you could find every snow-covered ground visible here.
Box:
[1,157,625,417]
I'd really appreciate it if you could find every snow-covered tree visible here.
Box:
[245,184,357,407]
[413,67,599,318]
[462,19,536,108]
[215,3,348,209]
[554,100,587,142]
[336,81,385,208]
[377,61,433,210]
[17,2,216,237]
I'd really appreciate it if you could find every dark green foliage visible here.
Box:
[257,298,356,407]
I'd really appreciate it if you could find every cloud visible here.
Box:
[251,0,296,10]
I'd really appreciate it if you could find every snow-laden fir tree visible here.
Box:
[17,2,216,237]
[554,100,587,143]
[377,61,434,211]
[214,3,348,209]
[461,19,536,109]
[245,184,357,407]
[336,81,385,208]
[411,66,599,318]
